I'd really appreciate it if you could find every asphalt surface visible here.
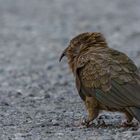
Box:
[0,0,140,140]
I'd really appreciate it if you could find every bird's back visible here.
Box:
[77,47,140,92]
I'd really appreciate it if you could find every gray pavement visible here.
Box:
[0,0,140,139]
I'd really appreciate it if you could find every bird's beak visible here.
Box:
[59,48,67,62]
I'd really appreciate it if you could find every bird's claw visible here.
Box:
[121,121,138,127]
[81,119,89,127]
[96,118,107,128]
[80,117,91,127]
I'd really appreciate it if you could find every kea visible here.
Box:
[59,32,140,127]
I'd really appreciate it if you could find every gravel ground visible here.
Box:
[0,0,140,140]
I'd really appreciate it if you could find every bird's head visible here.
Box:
[59,32,108,71]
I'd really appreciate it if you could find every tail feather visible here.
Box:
[127,107,140,122]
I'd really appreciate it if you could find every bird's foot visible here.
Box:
[80,116,107,128]
[96,117,107,128]
[80,117,92,128]
[121,121,138,127]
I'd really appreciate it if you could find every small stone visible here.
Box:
[52,119,59,126]
[16,91,22,97]
[1,101,9,106]
[99,114,110,120]
[55,133,64,136]
[71,128,74,131]
[123,131,133,138]
[41,124,45,127]
[29,93,35,97]
[47,65,53,70]
[44,94,51,98]
[97,136,113,140]
[65,124,70,127]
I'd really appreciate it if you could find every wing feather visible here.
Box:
[75,47,140,108]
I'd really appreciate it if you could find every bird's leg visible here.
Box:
[82,96,99,127]
[122,111,136,127]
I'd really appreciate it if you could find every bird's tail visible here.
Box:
[127,107,140,122]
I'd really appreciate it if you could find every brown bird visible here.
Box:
[60,32,140,127]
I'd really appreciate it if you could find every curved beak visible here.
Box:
[59,48,67,62]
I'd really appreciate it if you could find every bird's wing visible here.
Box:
[75,47,140,108]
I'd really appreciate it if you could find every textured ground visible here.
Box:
[0,0,140,140]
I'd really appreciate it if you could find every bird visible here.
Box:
[59,32,140,127]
